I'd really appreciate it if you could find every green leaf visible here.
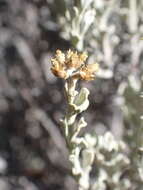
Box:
[71,88,90,113]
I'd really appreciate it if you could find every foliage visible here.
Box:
[0,0,143,189]
[50,0,143,189]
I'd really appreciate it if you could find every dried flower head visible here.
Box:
[51,49,98,80]
[51,57,67,79]
[79,63,99,80]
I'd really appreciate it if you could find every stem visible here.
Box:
[63,77,78,145]
[63,78,90,190]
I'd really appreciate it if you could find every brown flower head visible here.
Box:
[51,49,88,79]
[51,53,67,79]
[79,63,99,81]
[51,49,98,80]
[66,50,88,69]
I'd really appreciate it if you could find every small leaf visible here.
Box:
[74,88,89,106]
[69,88,89,113]
[82,149,95,169]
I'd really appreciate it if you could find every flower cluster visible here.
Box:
[51,49,99,81]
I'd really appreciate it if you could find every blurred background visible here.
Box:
[0,0,143,189]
